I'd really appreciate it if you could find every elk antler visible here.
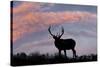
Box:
[59,26,64,38]
[48,26,55,36]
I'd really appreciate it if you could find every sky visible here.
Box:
[11,1,97,56]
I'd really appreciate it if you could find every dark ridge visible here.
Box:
[11,52,97,66]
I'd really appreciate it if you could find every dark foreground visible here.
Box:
[11,53,97,66]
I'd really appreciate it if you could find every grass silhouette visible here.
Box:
[11,52,97,66]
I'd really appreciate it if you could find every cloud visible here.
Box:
[12,1,55,15]
[12,1,97,43]
[13,2,41,15]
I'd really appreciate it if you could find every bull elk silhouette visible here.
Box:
[48,26,77,58]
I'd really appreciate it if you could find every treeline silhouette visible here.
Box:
[11,52,97,66]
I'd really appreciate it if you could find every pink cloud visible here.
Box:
[13,2,42,15]
[12,11,96,42]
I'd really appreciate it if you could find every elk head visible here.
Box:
[48,26,64,40]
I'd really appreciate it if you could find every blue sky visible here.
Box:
[12,1,97,13]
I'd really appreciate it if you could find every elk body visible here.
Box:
[48,26,77,58]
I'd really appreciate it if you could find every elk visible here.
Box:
[48,26,77,58]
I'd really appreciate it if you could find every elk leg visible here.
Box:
[64,50,67,57]
[72,49,76,58]
[59,50,61,56]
